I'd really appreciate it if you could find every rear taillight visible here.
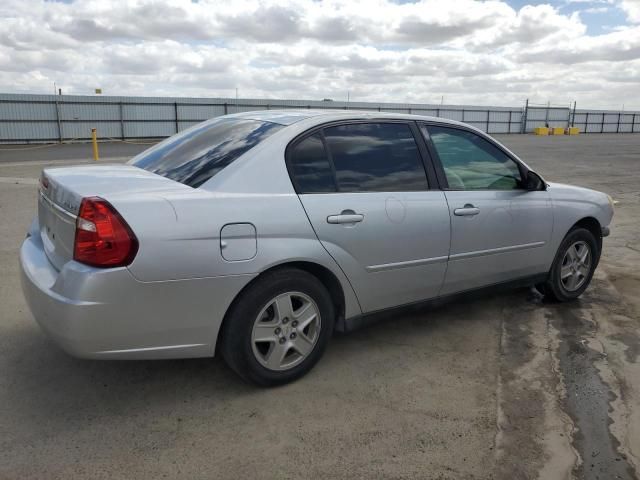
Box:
[73,197,138,268]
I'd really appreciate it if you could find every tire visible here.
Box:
[220,268,335,387]
[539,227,600,302]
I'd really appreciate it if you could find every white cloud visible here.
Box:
[620,0,640,23]
[0,0,637,109]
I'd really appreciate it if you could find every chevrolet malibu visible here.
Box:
[20,110,614,386]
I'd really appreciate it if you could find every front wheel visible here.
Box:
[220,268,334,386]
[538,227,599,302]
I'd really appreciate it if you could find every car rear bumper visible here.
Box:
[20,234,255,360]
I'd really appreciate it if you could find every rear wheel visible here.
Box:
[220,268,334,386]
[538,227,599,302]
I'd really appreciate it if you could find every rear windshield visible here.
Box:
[129,118,283,188]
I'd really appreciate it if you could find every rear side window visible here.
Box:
[288,134,336,193]
[129,118,283,188]
[323,123,428,192]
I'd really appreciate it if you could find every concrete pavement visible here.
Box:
[0,134,639,479]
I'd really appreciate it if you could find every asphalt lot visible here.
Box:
[0,134,639,479]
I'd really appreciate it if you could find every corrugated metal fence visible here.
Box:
[0,93,637,143]
[524,103,640,134]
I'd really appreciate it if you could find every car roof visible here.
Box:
[224,108,531,172]
[226,109,468,128]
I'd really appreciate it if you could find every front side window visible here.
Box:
[425,125,522,190]
[323,123,428,192]
[129,118,283,188]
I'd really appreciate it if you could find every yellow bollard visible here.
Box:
[91,128,99,161]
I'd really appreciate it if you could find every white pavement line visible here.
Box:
[0,177,38,185]
[0,157,130,168]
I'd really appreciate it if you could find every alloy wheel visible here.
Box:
[560,240,592,292]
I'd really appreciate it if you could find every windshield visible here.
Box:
[129,117,283,188]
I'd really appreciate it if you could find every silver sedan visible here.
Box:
[20,110,614,385]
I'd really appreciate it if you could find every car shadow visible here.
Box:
[2,286,536,438]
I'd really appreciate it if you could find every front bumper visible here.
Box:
[20,234,254,359]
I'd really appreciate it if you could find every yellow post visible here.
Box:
[91,128,99,161]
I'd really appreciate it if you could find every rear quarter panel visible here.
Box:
[112,127,362,321]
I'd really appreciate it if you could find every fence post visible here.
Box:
[508,110,513,133]
[585,112,589,133]
[485,110,490,133]
[521,99,529,134]
[461,109,465,122]
[54,97,63,143]
[119,102,125,140]
[633,113,637,133]
[174,102,179,134]
[616,112,621,133]
[601,113,605,133]
[436,108,440,118]
[544,101,550,128]
[571,101,577,127]
[224,103,228,115]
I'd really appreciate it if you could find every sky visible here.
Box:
[0,0,639,109]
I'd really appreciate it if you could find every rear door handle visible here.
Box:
[327,211,364,224]
[454,204,480,216]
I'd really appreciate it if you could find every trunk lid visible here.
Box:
[38,164,189,270]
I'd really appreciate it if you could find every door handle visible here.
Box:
[454,204,480,216]
[327,211,364,224]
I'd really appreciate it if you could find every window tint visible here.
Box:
[129,118,283,188]
[426,126,522,190]
[323,123,428,192]
[288,134,336,193]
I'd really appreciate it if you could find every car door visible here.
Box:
[421,123,553,295]
[287,121,451,313]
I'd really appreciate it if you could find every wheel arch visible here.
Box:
[571,216,603,253]
[215,261,348,354]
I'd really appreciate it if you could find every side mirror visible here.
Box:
[524,170,546,191]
